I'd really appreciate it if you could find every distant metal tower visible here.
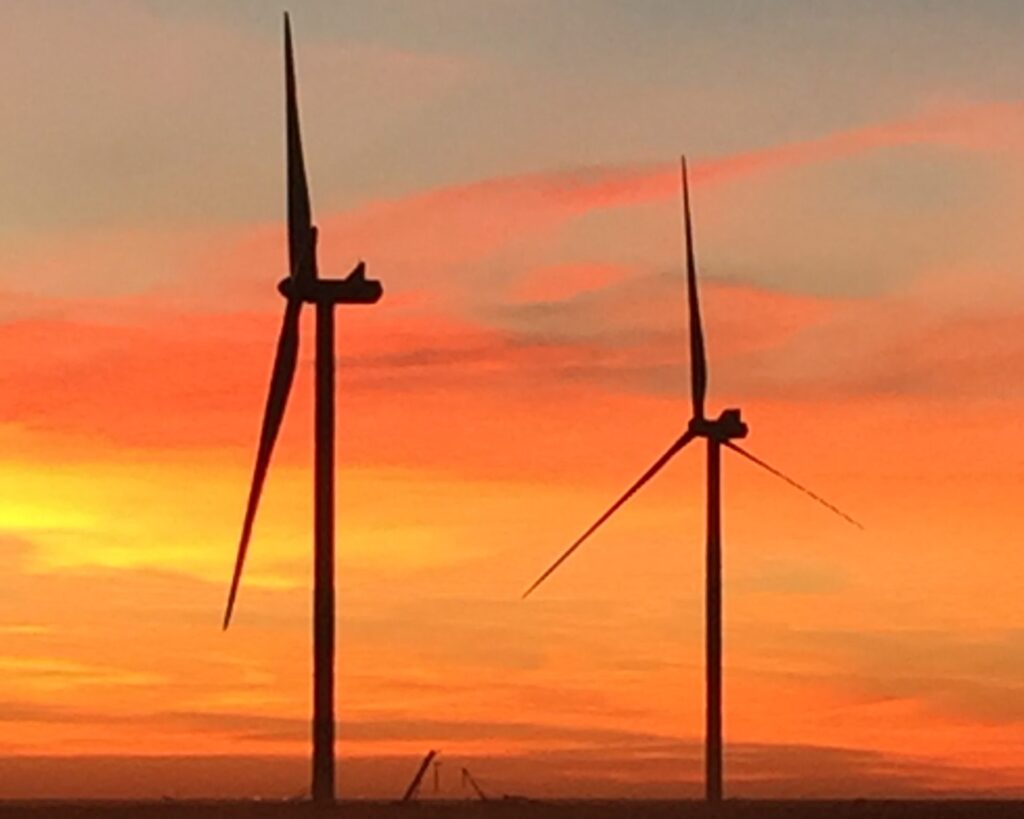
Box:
[461,767,489,802]
[402,750,440,802]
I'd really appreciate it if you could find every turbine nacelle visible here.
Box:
[278,262,383,305]
[688,408,748,442]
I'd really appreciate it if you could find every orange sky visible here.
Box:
[2,0,1024,800]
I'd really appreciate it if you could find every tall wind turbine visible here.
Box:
[523,156,861,804]
[222,13,383,805]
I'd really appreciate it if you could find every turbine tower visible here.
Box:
[523,156,860,804]
[222,14,383,805]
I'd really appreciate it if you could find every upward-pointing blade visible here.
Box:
[681,156,707,420]
[223,297,303,629]
[522,431,696,599]
[723,441,864,530]
[284,12,314,283]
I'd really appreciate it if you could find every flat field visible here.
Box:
[1,801,1022,819]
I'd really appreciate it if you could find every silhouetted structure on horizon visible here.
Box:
[401,750,439,802]
[461,767,489,802]
[222,13,382,806]
[523,156,861,805]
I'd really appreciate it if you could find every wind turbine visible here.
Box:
[222,13,383,805]
[522,156,861,805]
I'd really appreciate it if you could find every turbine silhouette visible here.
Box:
[523,155,861,804]
[222,13,382,805]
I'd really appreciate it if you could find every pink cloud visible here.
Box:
[342,99,1024,238]
[9,98,1019,312]
[507,262,635,303]
[214,99,1024,304]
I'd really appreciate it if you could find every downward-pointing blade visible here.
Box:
[522,431,695,599]
[284,13,314,283]
[723,441,864,530]
[223,298,303,629]
[681,156,707,420]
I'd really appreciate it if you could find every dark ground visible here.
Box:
[1,801,1022,819]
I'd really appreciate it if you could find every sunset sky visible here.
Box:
[2,0,1024,800]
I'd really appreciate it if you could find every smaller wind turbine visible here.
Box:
[222,13,382,806]
[523,156,861,805]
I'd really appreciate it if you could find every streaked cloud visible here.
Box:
[3,0,1024,799]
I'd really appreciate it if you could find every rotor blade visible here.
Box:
[723,441,864,530]
[284,13,314,283]
[522,431,695,599]
[681,155,707,420]
[223,298,303,629]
